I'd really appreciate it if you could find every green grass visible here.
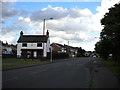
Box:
[2,59,50,70]
[101,59,120,79]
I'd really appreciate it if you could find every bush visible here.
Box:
[77,53,82,57]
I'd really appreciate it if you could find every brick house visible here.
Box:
[51,43,78,57]
[51,43,66,53]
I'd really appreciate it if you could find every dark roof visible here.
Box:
[55,43,64,47]
[17,35,48,43]
[51,43,65,48]
[64,44,78,49]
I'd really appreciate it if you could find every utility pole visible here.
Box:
[50,47,52,62]
[68,41,69,46]
[43,19,45,35]
[42,18,53,58]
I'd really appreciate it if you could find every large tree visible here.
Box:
[95,2,120,65]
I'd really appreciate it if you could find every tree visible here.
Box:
[95,39,111,59]
[95,2,120,65]
[77,47,85,57]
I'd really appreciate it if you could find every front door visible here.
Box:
[37,50,43,59]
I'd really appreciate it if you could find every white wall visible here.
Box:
[17,43,22,58]
[43,43,46,57]
[17,43,43,56]
[46,38,50,52]
[43,38,50,57]
[17,38,50,58]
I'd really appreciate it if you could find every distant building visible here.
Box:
[51,43,66,53]
[0,41,17,58]
[84,51,93,57]
[1,41,16,55]
[51,43,78,57]
[17,30,51,59]
[64,44,78,57]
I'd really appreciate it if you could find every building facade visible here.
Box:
[51,43,78,57]
[1,41,16,55]
[17,31,50,59]
[51,43,66,53]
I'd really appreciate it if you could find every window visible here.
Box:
[37,43,42,47]
[22,43,27,47]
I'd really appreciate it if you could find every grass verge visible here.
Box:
[2,59,50,70]
[101,59,120,79]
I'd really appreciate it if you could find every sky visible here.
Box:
[1,0,120,51]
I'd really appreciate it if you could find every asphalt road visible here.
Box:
[2,57,119,88]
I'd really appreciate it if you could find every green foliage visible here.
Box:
[101,59,120,79]
[95,39,111,59]
[77,53,82,57]
[95,2,120,65]
[77,47,85,57]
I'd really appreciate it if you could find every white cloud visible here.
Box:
[96,0,120,20]
[69,8,92,18]
[18,17,31,23]
[1,0,120,51]
[1,2,28,19]
[0,37,16,44]
[0,31,17,44]
[30,5,68,21]
[30,5,93,21]
[1,2,19,19]
[2,0,17,2]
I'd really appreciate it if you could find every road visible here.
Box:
[2,57,119,88]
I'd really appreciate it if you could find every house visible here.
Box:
[0,41,17,58]
[51,43,66,53]
[64,44,78,57]
[51,43,78,57]
[2,42,15,55]
[84,51,92,57]
[17,30,50,59]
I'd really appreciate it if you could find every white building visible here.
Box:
[2,42,13,55]
[17,30,51,59]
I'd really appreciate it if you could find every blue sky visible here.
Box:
[1,0,120,51]
[14,2,100,14]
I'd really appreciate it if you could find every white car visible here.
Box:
[93,55,96,58]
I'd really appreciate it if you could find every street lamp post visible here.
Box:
[42,18,53,58]
[50,47,52,62]
[43,18,53,35]
[43,19,46,35]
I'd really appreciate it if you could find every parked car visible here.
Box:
[93,55,96,58]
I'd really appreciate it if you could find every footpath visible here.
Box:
[86,58,119,88]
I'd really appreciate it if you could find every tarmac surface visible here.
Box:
[86,58,119,88]
[2,57,119,88]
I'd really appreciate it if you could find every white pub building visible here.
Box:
[17,30,51,59]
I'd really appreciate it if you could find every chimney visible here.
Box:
[20,31,23,37]
[46,30,49,37]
